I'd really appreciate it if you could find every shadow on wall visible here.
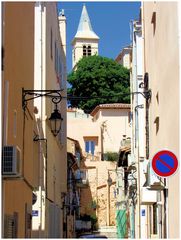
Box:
[79,158,98,233]
[79,157,117,231]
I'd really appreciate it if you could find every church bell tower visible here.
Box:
[71,5,99,69]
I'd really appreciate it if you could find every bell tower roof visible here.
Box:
[73,5,99,41]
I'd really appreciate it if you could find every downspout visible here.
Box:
[101,125,104,161]
[34,2,44,237]
[142,5,150,239]
[129,19,135,239]
[135,104,143,239]
[133,20,142,238]
[142,3,149,161]
[40,3,46,236]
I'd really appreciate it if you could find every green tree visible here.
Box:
[68,55,130,113]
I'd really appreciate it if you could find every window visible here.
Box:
[128,111,132,124]
[153,203,158,234]
[83,45,87,56]
[50,28,53,59]
[87,45,91,56]
[151,11,156,35]
[85,141,95,155]
[83,45,92,57]
[4,212,18,238]
[54,41,57,71]
[84,137,98,156]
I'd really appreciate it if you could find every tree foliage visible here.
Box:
[68,55,130,113]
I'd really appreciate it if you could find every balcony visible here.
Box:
[75,169,89,188]
[83,151,100,161]
[120,137,131,148]
[76,178,89,188]
[146,163,165,190]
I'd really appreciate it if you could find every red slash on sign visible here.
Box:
[151,150,178,177]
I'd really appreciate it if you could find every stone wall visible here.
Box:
[80,159,117,228]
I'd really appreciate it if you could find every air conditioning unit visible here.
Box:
[128,154,135,167]
[147,162,164,190]
[82,179,88,185]
[2,146,21,176]
[140,187,157,205]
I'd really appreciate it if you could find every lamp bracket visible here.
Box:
[132,89,152,100]
[22,88,63,110]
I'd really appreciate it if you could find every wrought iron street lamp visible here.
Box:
[22,88,63,136]
[49,103,63,136]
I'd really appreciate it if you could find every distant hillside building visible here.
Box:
[71,5,99,69]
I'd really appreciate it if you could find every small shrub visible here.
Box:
[104,152,119,162]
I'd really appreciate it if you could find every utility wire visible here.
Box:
[66,92,131,100]
[65,89,151,101]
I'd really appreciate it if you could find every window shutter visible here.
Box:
[4,212,18,238]
[85,141,89,153]
[91,141,95,155]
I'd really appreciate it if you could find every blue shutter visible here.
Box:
[91,141,95,155]
[85,141,89,153]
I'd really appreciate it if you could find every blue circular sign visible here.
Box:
[152,150,178,177]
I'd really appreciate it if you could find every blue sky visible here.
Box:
[57,1,141,73]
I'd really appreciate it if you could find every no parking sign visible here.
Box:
[151,150,178,177]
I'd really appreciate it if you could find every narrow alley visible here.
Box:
[1,1,180,239]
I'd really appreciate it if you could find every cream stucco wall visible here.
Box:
[143,2,179,238]
[116,49,131,70]
[67,114,101,156]
[2,2,35,238]
[44,2,67,201]
[68,107,131,157]
[94,108,131,153]
[32,2,67,238]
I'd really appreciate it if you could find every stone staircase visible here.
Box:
[94,226,117,238]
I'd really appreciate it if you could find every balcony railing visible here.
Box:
[83,151,101,161]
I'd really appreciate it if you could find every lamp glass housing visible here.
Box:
[49,108,63,136]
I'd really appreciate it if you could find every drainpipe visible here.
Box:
[141,3,149,161]
[133,16,144,237]
[101,121,107,161]
[101,125,104,161]
[106,170,111,226]
[33,2,45,236]
[135,105,143,239]
[141,4,150,238]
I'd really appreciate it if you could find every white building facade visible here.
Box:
[130,2,180,239]
[32,2,67,238]
[115,46,132,70]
